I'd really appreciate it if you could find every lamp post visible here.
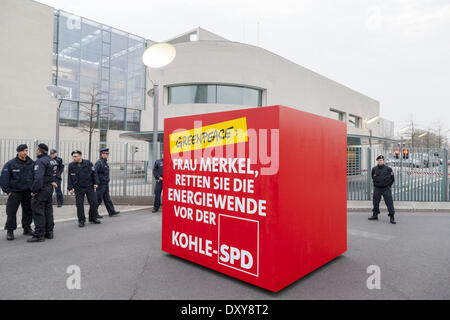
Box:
[142,42,177,184]
[46,85,69,151]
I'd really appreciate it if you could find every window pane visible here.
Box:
[217,85,261,106]
[109,107,125,130]
[99,105,109,129]
[79,103,98,128]
[169,85,216,104]
[330,109,344,121]
[348,115,361,128]
[126,109,140,131]
[60,101,78,126]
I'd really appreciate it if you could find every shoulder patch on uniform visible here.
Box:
[34,165,39,171]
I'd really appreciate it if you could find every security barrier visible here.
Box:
[0,139,153,197]
[0,139,448,201]
[347,147,449,202]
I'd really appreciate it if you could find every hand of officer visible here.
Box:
[159,177,163,181]
[7,193,11,197]
[31,193,37,197]
[51,182,58,189]
[93,185,98,189]
[69,189,75,195]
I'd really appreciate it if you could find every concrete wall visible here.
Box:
[0,0,56,140]
[142,40,380,136]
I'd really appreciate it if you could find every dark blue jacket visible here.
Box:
[54,156,65,180]
[31,154,58,194]
[95,158,110,185]
[0,156,34,193]
[68,159,99,190]
[153,159,163,180]
[371,165,395,188]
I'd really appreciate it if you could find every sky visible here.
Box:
[38,0,450,137]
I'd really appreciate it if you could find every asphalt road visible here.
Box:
[0,210,449,300]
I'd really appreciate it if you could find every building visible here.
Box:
[0,0,395,163]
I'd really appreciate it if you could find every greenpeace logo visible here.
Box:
[176,126,236,149]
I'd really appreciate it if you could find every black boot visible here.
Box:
[45,231,54,239]
[78,221,85,228]
[390,216,397,224]
[6,230,14,241]
[90,219,101,224]
[368,214,378,221]
[27,236,45,243]
[23,228,34,236]
[109,211,120,217]
[152,207,159,213]
[96,215,104,219]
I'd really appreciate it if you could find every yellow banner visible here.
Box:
[170,117,248,154]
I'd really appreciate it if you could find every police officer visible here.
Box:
[369,155,397,224]
[0,144,34,241]
[28,144,58,243]
[68,150,101,227]
[95,148,120,218]
[152,158,163,213]
[49,149,64,207]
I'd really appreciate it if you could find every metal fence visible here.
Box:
[0,139,153,197]
[1,139,449,202]
[348,147,449,202]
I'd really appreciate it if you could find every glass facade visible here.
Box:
[168,84,263,107]
[53,10,146,132]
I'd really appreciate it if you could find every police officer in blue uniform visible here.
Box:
[28,144,59,243]
[68,150,101,227]
[152,158,163,213]
[50,149,64,207]
[369,155,397,224]
[95,148,120,218]
[0,144,35,241]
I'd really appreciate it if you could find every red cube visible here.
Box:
[162,105,347,292]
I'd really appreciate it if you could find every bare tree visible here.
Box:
[78,87,102,161]
[434,121,448,149]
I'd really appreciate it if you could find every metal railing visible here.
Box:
[0,139,153,197]
[348,147,449,202]
[1,139,448,202]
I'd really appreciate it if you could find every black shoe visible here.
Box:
[44,231,54,239]
[6,230,14,241]
[390,216,397,224]
[78,221,85,228]
[27,236,45,243]
[57,204,63,208]
[109,211,120,217]
[152,208,159,213]
[368,215,378,221]
[90,219,101,224]
[96,215,104,219]
[23,228,34,236]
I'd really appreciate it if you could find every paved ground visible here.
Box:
[0,210,449,300]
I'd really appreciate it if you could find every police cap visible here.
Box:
[16,144,28,152]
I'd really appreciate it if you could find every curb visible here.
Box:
[348,208,450,213]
